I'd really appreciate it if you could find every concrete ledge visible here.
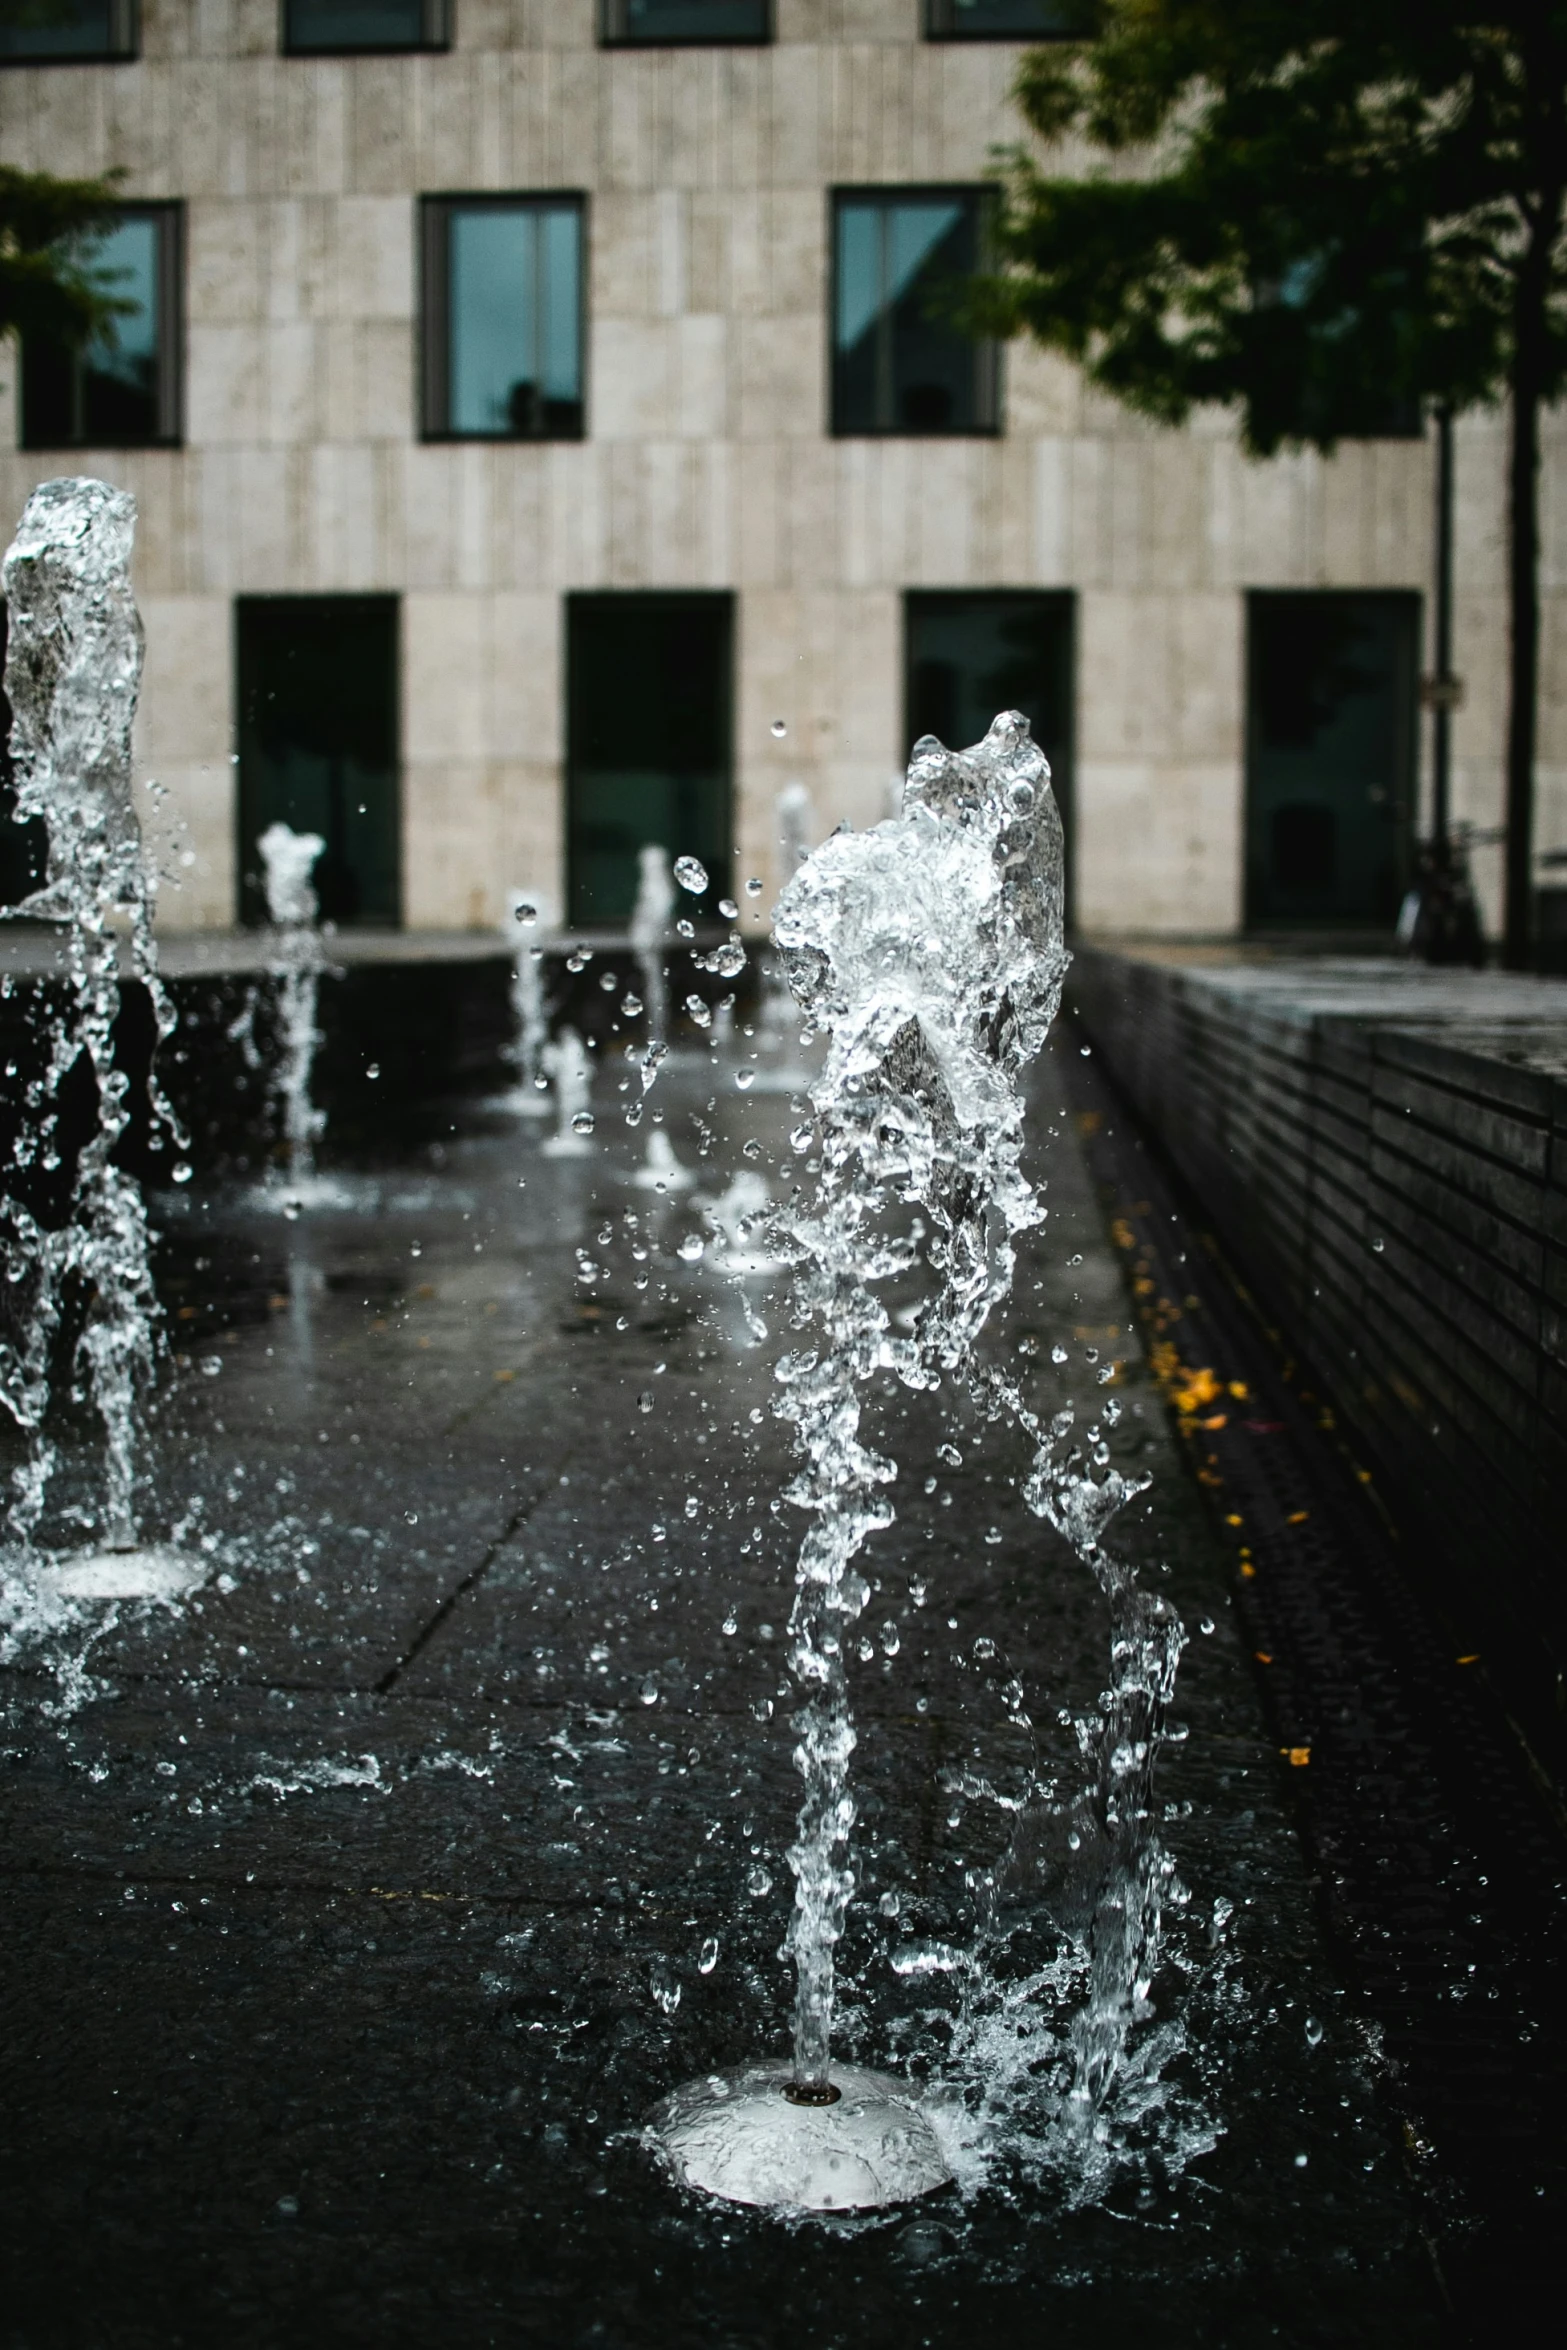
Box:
[1068,944,1567,1753]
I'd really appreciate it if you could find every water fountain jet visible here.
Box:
[491,886,553,1116]
[257,821,329,1209]
[650,712,1178,2211]
[0,478,196,1604]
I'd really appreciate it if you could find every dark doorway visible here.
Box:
[566,593,733,926]
[904,589,1075,924]
[1246,592,1417,929]
[236,597,400,928]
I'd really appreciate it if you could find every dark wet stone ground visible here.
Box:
[1,1034,1460,2346]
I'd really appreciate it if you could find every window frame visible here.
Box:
[829,185,1001,440]
[280,0,450,59]
[419,192,589,445]
[18,200,182,452]
[923,1,1077,38]
[599,0,772,48]
[0,0,138,66]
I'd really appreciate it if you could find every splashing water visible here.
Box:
[0,479,184,1556]
[258,822,326,1193]
[768,711,1184,2155]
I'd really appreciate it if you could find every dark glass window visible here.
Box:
[1246,592,1418,928]
[283,0,448,54]
[20,205,180,449]
[421,197,585,441]
[567,593,732,928]
[237,597,401,929]
[832,189,998,437]
[906,591,1075,923]
[924,0,1077,36]
[0,0,136,63]
[600,1,769,44]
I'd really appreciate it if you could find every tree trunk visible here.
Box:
[1503,350,1540,971]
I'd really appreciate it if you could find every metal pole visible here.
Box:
[1432,401,1454,846]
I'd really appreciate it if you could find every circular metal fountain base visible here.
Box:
[44,1546,207,1602]
[647,2061,952,2212]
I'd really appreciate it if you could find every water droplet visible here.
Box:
[171,1161,193,1185]
[696,1935,721,1976]
[621,992,643,1017]
[674,855,708,894]
[1200,1616,1215,1635]
[365,1062,380,1080]
[735,1069,755,1091]
[745,877,763,896]
[685,993,712,1028]
[637,1391,654,1413]
[1370,1236,1385,1253]
[640,1675,660,1706]
[405,1510,419,1525]
[570,1110,595,1136]
[746,1865,773,1897]
[1067,1253,1082,1267]
[676,1233,705,1262]
[649,1959,681,2015]
[718,897,739,920]
[879,1622,900,1657]
[1305,2016,1324,2046]
[200,1355,222,1377]
[770,719,787,738]
[515,901,537,925]
[722,1613,737,1636]
[1293,2152,1309,2168]
[1051,1343,1068,1363]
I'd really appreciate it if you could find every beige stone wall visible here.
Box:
[0,0,1560,936]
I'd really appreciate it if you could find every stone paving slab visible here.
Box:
[0,1043,1446,2346]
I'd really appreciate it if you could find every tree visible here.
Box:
[0,160,125,362]
[968,2,1567,967]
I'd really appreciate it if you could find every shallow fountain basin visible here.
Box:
[647,2060,953,2212]
[42,1547,207,1603]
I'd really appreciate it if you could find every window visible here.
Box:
[567,594,732,927]
[600,0,770,44]
[832,190,998,437]
[20,205,181,449]
[1246,593,1417,928]
[905,591,1075,924]
[282,0,448,53]
[421,197,585,441]
[924,1,1077,36]
[237,598,401,928]
[0,1,136,63]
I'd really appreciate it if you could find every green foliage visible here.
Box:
[0,161,126,354]
[973,2,1567,453]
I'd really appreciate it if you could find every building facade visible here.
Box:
[1,0,1562,940]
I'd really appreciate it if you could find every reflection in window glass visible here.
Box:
[601,0,769,42]
[0,0,136,62]
[424,199,584,441]
[833,191,996,435]
[450,208,580,437]
[21,209,177,449]
[284,0,447,53]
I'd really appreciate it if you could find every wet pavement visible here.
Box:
[0,1030,1470,2346]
